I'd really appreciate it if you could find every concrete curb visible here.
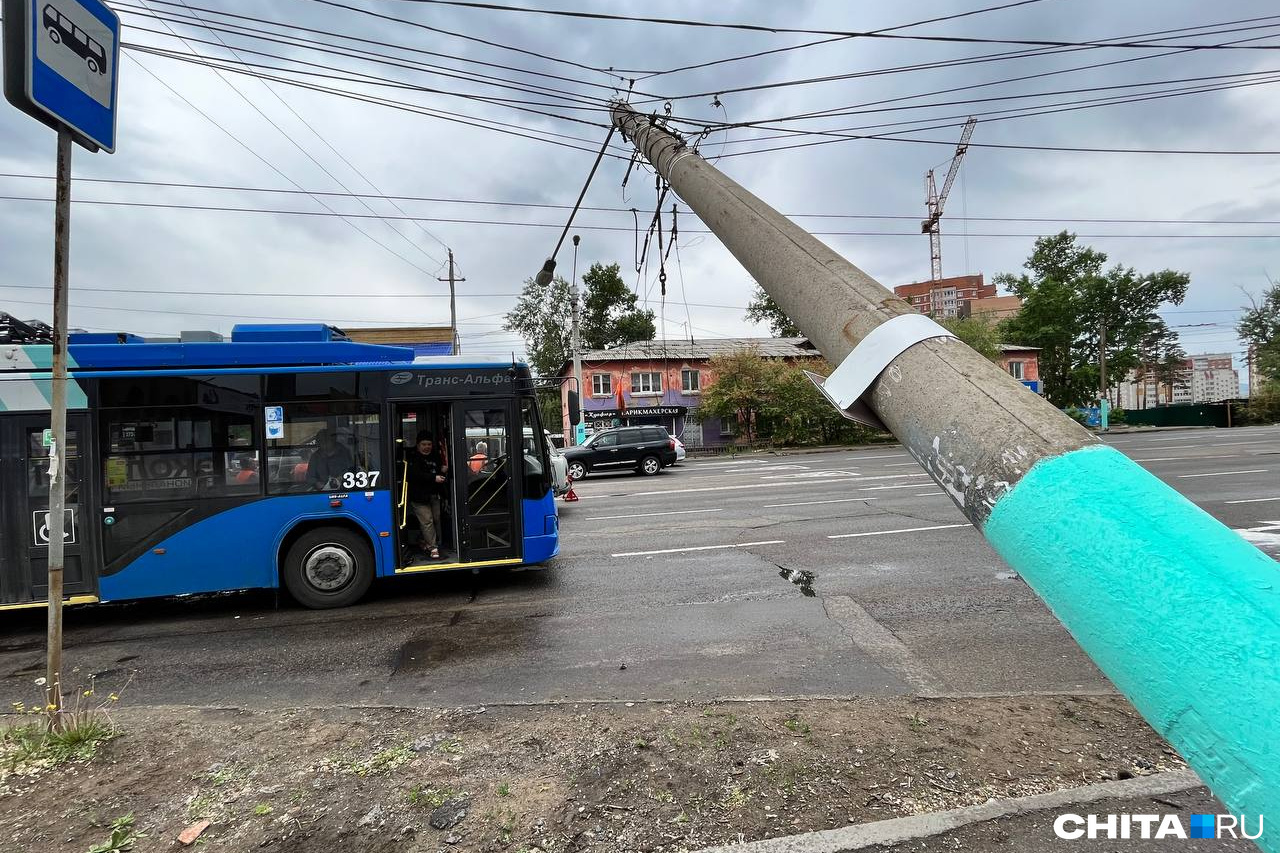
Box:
[693,770,1201,853]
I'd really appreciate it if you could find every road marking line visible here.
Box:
[857,480,930,491]
[587,509,724,521]
[611,540,785,557]
[764,497,878,508]
[1177,469,1269,479]
[1133,454,1244,462]
[1225,496,1280,504]
[883,461,923,467]
[913,492,947,497]
[577,472,928,500]
[828,523,970,539]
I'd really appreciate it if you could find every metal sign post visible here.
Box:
[4,0,119,720]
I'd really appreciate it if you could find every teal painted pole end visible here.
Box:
[986,445,1279,840]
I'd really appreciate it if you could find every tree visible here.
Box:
[1238,278,1280,423]
[697,348,783,442]
[996,232,1189,408]
[503,274,573,377]
[937,316,1001,362]
[580,263,655,349]
[745,285,802,337]
[503,262,657,377]
[698,348,883,445]
[1239,277,1280,390]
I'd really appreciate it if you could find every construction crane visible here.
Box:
[921,117,977,282]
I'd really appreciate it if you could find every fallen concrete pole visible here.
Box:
[611,101,1279,843]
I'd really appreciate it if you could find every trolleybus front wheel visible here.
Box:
[283,527,374,609]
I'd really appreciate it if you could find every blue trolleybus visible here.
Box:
[0,324,559,610]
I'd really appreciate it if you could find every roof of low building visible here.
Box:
[999,344,1041,352]
[573,336,819,368]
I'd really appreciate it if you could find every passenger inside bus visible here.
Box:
[396,404,456,564]
[306,429,353,489]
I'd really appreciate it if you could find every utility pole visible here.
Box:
[611,101,1280,834]
[46,127,73,720]
[437,250,465,354]
[569,235,584,446]
[1098,321,1109,430]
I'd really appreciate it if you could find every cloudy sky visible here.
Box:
[1,0,1276,381]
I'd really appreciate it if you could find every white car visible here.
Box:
[546,431,571,496]
[669,432,686,464]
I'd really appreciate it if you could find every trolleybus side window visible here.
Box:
[264,402,382,492]
[101,407,259,502]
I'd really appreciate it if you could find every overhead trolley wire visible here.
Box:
[135,0,447,269]
[114,0,654,99]
[7,195,1280,237]
[296,0,647,80]
[639,19,1280,112]
[709,71,1280,153]
[394,0,1280,51]
[8,175,1280,226]
[126,54,446,278]
[123,48,629,158]
[636,0,1054,80]
[116,4,622,111]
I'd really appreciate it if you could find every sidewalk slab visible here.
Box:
[694,771,1262,853]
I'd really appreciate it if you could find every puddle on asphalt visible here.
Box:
[392,613,538,673]
[779,567,817,597]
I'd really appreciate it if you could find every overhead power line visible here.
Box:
[125,46,629,159]
[637,0,1054,79]
[7,174,1280,226]
[7,194,1280,238]
[396,0,1280,51]
[114,0,653,98]
[135,0,447,269]
[126,54,447,278]
[295,0,644,79]
[116,4,619,111]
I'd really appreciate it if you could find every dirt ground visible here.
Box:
[0,695,1184,853]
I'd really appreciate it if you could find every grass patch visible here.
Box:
[344,744,414,777]
[87,814,146,853]
[1,717,115,775]
[782,717,811,736]
[408,785,463,808]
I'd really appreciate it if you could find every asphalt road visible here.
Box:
[2,426,1277,709]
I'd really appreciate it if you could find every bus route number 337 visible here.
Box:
[342,471,380,489]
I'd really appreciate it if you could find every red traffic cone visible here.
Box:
[563,475,579,502]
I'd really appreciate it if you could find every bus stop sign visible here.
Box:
[2,0,120,151]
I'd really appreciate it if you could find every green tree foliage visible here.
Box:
[937,316,1001,362]
[745,285,802,337]
[996,232,1189,408]
[1239,278,1280,388]
[503,262,657,377]
[1238,278,1280,422]
[698,348,883,445]
[697,348,782,442]
[580,263,656,349]
[503,274,573,377]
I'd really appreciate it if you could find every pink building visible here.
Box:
[558,337,819,446]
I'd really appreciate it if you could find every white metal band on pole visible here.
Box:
[807,313,956,430]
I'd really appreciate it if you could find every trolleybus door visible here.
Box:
[0,415,99,605]
[452,401,520,563]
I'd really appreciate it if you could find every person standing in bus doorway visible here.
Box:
[407,430,449,559]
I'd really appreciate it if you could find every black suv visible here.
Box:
[563,426,678,478]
